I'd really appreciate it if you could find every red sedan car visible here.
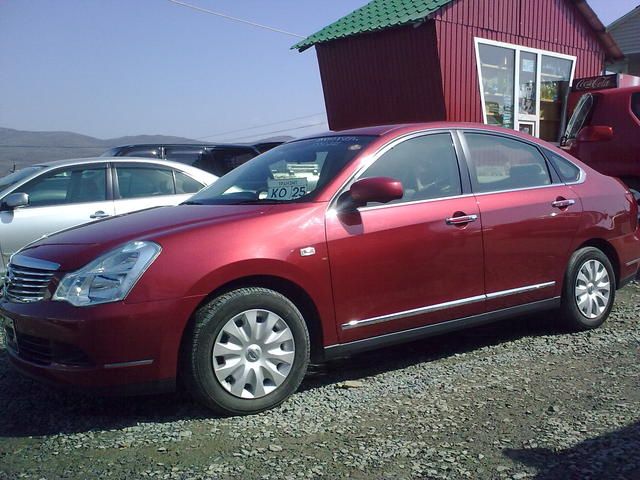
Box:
[2,123,639,415]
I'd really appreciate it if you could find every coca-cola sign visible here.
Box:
[572,74,618,92]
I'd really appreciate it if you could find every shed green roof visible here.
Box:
[292,0,455,51]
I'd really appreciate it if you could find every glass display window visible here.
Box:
[475,38,575,143]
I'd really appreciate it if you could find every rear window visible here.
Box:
[545,150,581,183]
[564,93,594,142]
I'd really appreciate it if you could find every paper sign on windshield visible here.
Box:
[267,178,308,200]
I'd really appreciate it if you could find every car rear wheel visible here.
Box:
[182,287,310,415]
[560,247,615,330]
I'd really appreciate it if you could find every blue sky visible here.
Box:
[0,0,637,142]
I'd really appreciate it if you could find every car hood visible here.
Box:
[18,204,275,271]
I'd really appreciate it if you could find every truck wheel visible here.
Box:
[182,287,310,415]
[560,247,615,331]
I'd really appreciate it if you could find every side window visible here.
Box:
[163,146,204,166]
[632,93,640,122]
[464,133,552,193]
[174,171,204,194]
[360,133,462,205]
[115,167,175,199]
[19,167,106,207]
[545,149,581,183]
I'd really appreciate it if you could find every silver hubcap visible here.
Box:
[575,259,611,319]
[212,309,295,399]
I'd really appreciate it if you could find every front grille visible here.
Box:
[2,256,59,303]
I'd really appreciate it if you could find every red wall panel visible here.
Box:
[316,23,446,131]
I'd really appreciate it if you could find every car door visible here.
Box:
[326,131,485,344]
[459,131,583,311]
[112,163,197,215]
[0,163,114,267]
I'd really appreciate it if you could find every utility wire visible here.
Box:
[196,112,326,140]
[167,0,305,38]
[224,121,327,142]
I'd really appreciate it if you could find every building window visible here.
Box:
[475,39,576,143]
[476,44,515,129]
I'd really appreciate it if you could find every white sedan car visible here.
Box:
[0,157,217,275]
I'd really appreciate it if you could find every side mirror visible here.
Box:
[577,125,613,142]
[337,177,403,211]
[1,192,29,210]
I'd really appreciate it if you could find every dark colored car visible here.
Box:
[561,86,640,191]
[3,123,640,416]
[102,142,282,178]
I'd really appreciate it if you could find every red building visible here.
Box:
[294,0,623,143]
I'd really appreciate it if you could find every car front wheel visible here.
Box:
[182,287,310,415]
[560,247,615,330]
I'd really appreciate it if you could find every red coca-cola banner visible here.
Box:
[572,74,618,92]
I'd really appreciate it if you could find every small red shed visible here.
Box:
[294,0,623,143]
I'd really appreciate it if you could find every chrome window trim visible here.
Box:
[456,129,587,192]
[326,128,459,212]
[341,281,556,330]
[542,148,586,186]
[472,182,565,197]
[357,193,476,212]
[325,127,586,217]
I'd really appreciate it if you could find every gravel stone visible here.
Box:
[0,281,639,479]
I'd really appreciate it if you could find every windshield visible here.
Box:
[563,93,594,143]
[0,166,44,192]
[186,135,375,205]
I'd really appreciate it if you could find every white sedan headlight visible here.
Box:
[53,241,161,306]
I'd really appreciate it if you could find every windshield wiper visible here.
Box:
[182,200,204,205]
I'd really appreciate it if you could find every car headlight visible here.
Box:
[53,241,161,306]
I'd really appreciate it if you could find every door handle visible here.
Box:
[90,211,110,219]
[551,199,575,209]
[445,214,478,225]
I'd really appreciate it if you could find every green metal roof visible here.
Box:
[293,0,455,51]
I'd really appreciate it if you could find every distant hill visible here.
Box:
[0,127,296,176]
[0,127,200,174]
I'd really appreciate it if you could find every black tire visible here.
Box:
[560,247,615,331]
[181,287,310,415]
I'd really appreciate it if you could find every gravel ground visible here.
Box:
[1,282,638,480]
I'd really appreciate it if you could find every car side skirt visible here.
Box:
[323,297,561,360]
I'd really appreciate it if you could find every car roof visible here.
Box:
[295,122,542,142]
[34,156,190,169]
[111,143,258,150]
[31,157,216,179]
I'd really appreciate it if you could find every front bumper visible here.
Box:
[1,295,204,392]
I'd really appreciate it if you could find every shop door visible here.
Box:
[517,52,538,137]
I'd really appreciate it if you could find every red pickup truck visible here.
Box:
[562,85,640,191]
